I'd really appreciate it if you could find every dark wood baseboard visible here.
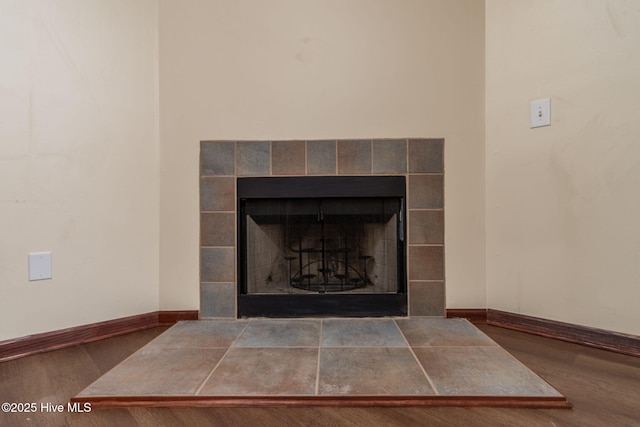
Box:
[446,308,488,324]
[4,308,638,362]
[0,310,199,362]
[158,310,199,325]
[487,309,640,358]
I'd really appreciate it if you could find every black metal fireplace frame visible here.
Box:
[237,176,407,317]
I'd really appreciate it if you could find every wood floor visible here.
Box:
[1,324,639,426]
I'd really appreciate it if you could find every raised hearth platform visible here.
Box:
[73,318,570,408]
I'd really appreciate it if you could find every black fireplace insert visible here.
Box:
[237,176,407,317]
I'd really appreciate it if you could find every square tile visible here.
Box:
[408,246,444,280]
[413,346,562,396]
[200,177,235,211]
[409,138,443,173]
[200,283,235,318]
[409,210,444,244]
[236,141,270,176]
[318,347,434,395]
[199,348,318,395]
[200,248,235,282]
[372,139,407,174]
[408,175,443,209]
[307,140,336,174]
[396,318,495,347]
[147,320,247,348]
[234,320,320,347]
[337,140,371,174]
[272,141,305,175]
[321,319,406,347]
[200,141,235,176]
[78,348,226,396]
[201,213,235,246]
[409,281,445,316]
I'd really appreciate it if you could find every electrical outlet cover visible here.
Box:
[29,252,52,281]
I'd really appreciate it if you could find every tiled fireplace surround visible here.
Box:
[199,139,444,318]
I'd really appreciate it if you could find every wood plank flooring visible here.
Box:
[1,324,639,426]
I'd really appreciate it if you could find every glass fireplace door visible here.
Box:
[237,176,407,317]
[243,198,400,295]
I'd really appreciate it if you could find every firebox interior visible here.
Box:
[237,176,406,317]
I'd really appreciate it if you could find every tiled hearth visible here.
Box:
[74,318,569,408]
[200,139,445,318]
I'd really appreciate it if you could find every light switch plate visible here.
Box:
[530,98,551,128]
[29,252,52,281]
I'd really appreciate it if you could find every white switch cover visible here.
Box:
[29,252,52,281]
[530,98,551,128]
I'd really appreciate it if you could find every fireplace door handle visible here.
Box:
[399,199,405,242]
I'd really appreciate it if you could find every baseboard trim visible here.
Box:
[0,310,199,362]
[446,308,488,324]
[4,309,638,362]
[487,309,640,358]
[158,310,199,326]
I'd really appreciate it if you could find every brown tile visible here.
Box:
[200,177,235,211]
[200,141,235,176]
[409,246,444,280]
[408,175,443,209]
[236,141,270,176]
[272,141,305,175]
[337,140,371,174]
[199,283,236,318]
[201,213,235,246]
[199,348,318,395]
[409,281,445,316]
[396,318,495,347]
[147,320,246,348]
[372,139,407,174]
[318,347,434,395]
[78,348,226,396]
[413,346,562,396]
[321,319,406,347]
[200,248,235,282]
[307,140,336,174]
[409,138,443,173]
[235,320,320,347]
[409,210,444,244]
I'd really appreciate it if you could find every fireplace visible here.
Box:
[199,139,445,319]
[237,176,406,317]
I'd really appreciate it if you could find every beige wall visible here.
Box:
[158,0,486,310]
[0,0,159,340]
[486,1,640,335]
[4,0,637,341]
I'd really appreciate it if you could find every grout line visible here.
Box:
[406,138,410,174]
[194,320,251,396]
[232,345,319,349]
[394,319,440,395]
[304,140,308,175]
[409,344,498,348]
[315,320,323,396]
[319,345,409,349]
[370,139,373,174]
